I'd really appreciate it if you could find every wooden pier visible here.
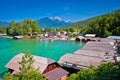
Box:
[58,38,116,70]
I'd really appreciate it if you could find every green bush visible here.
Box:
[68,62,120,80]
[30,36,37,39]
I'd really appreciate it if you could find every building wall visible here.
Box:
[43,63,59,74]
[60,75,67,80]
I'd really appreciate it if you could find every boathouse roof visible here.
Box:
[43,67,69,80]
[77,36,84,39]
[85,34,96,38]
[108,36,120,40]
[59,39,115,69]
[82,42,115,56]
[6,53,55,73]
[59,53,103,67]
[74,49,106,58]
[6,53,69,80]
[13,36,23,39]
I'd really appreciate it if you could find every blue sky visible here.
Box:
[0,0,120,22]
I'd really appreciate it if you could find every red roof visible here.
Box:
[43,68,69,80]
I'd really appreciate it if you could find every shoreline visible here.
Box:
[0,35,76,41]
[0,36,13,39]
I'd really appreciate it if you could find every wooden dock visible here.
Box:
[58,38,116,70]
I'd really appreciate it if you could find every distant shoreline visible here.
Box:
[0,35,77,41]
[0,35,13,39]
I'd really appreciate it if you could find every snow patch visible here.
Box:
[49,16,62,21]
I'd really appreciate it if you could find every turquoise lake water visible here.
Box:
[0,37,85,74]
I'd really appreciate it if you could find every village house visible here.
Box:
[41,31,69,40]
[27,32,32,36]
[59,31,69,40]
[75,34,85,42]
[6,53,69,80]
[47,32,56,38]
[75,34,99,42]
[32,32,39,36]
[27,32,39,36]
[42,32,56,38]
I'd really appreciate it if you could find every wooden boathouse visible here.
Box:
[13,36,23,39]
[6,53,69,80]
[75,34,101,42]
[59,38,116,73]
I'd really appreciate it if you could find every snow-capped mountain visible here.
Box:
[37,16,72,28]
[48,16,62,21]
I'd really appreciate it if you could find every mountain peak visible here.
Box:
[48,16,62,21]
[37,16,72,28]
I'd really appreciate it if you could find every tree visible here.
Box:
[1,52,46,80]
[31,21,41,33]
[1,73,18,80]
[19,53,34,73]
[63,9,120,38]
[17,52,46,80]
[67,62,120,80]
[0,27,6,33]
[112,27,120,36]
[69,27,77,32]
[7,19,41,36]
[7,21,16,36]
[67,73,79,80]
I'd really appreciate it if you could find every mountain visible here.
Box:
[0,21,9,26]
[37,16,72,28]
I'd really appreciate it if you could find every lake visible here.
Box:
[0,37,85,74]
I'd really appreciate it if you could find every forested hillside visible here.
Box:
[65,9,120,37]
[71,16,98,27]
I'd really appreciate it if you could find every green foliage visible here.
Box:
[1,52,46,80]
[0,27,6,33]
[68,62,120,80]
[7,19,41,36]
[43,28,56,32]
[1,73,18,80]
[82,10,120,37]
[69,27,77,32]
[70,34,77,38]
[112,27,120,36]
[68,73,79,80]
[30,35,37,39]
[23,35,30,39]
[19,53,34,73]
